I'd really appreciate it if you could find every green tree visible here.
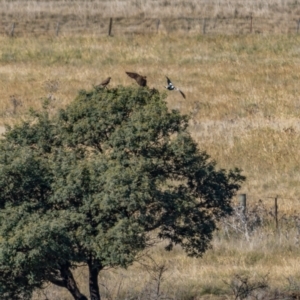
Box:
[0,86,245,300]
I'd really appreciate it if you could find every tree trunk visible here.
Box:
[88,258,102,300]
[60,263,88,300]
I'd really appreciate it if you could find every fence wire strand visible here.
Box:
[1,16,300,36]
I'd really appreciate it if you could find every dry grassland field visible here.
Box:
[2,0,300,299]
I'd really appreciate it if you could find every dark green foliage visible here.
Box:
[0,86,245,299]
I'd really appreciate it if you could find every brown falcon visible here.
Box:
[95,77,111,88]
[125,72,147,87]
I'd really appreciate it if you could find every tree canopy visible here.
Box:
[0,86,245,300]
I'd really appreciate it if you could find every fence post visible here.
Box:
[202,18,206,35]
[10,22,15,37]
[238,193,247,217]
[249,13,253,33]
[108,17,113,36]
[297,19,300,34]
[156,19,160,33]
[56,22,60,36]
[274,195,278,232]
[238,193,249,240]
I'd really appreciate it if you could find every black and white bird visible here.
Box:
[165,76,186,99]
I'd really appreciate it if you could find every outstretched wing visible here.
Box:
[165,76,172,86]
[126,72,140,79]
[126,72,147,86]
[178,89,186,99]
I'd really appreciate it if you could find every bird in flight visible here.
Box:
[165,76,186,99]
[95,77,111,89]
[126,72,147,87]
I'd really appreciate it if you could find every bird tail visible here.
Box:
[177,89,186,99]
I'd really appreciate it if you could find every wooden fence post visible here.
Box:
[108,17,113,36]
[238,193,249,240]
[10,22,15,37]
[56,22,60,36]
[202,18,206,35]
[238,193,247,217]
[274,195,278,232]
[250,14,253,33]
[156,19,160,33]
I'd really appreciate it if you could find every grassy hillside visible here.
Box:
[1,33,300,202]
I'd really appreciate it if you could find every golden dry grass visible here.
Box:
[1,0,300,19]
[1,33,300,202]
[35,232,300,299]
[1,0,300,36]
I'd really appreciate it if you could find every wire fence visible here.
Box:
[1,16,300,37]
[228,193,300,239]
